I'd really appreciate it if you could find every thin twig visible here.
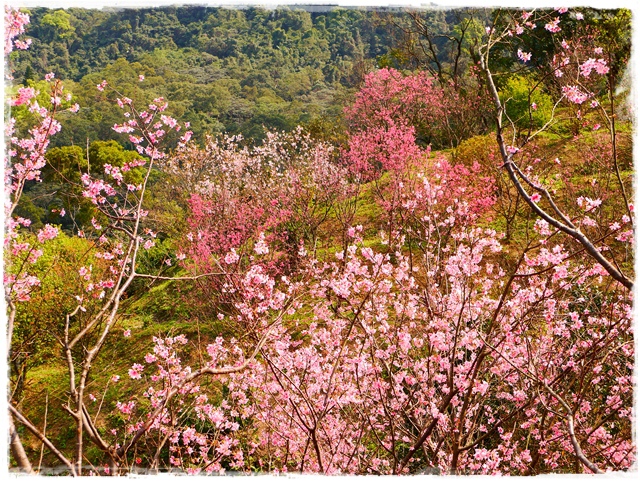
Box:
[37,391,49,473]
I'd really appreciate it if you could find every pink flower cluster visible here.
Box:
[4,7,31,56]
[11,87,36,106]
[517,49,532,63]
[580,58,609,77]
[562,85,589,104]
[36,224,59,243]
[545,17,562,33]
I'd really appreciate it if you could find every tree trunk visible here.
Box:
[9,413,35,474]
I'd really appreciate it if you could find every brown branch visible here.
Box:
[8,412,35,475]
[478,335,604,474]
[9,405,76,475]
[396,389,456,473]
[116,306,290,458]
[479,43,633,291]
[133,271,227,281]
[540,382,604,474]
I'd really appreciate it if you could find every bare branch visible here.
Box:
[479,43,633,291]
[8,413,35,475]
[9,405,76,475]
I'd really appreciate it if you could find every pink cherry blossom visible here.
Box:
[128,363,144,380]
[580,58,609,77]
[224,249,240,264]
[254,233,269,255]
[11,87,36,106]
[545,18,562,33]
[37,224,59,243]
[4,10,634,475]
[506,145,520,154]
[562,85,589,104]
[517,49,532,62]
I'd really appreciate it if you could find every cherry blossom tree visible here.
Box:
[5,8,65,471]
[477,7,633,291]
[172,128,348,262]
[345,67,486,151]
[118,168,633,474]
[5,8,274,474]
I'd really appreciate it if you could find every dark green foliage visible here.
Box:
[10,6,405,144]
[15,141,145,233]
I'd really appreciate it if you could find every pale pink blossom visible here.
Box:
[145,353,157,363]
[116,400,135,414]
[225,249,240,264]
[128,363,144,380]
[254,233,269,255]
[545,18,562,33]
[562,85,589,104]
[580,58,609,77]
[517,49,532,63]
[37,224,59,243]
[506,145,519,154]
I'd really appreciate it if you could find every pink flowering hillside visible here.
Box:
[5,6,634,475]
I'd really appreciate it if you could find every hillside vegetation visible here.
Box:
[6,6,634,475]
[10,6,405,145]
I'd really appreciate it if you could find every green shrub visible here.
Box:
[499,75,553,134]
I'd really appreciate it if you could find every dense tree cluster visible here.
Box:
[9,6,404,145]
